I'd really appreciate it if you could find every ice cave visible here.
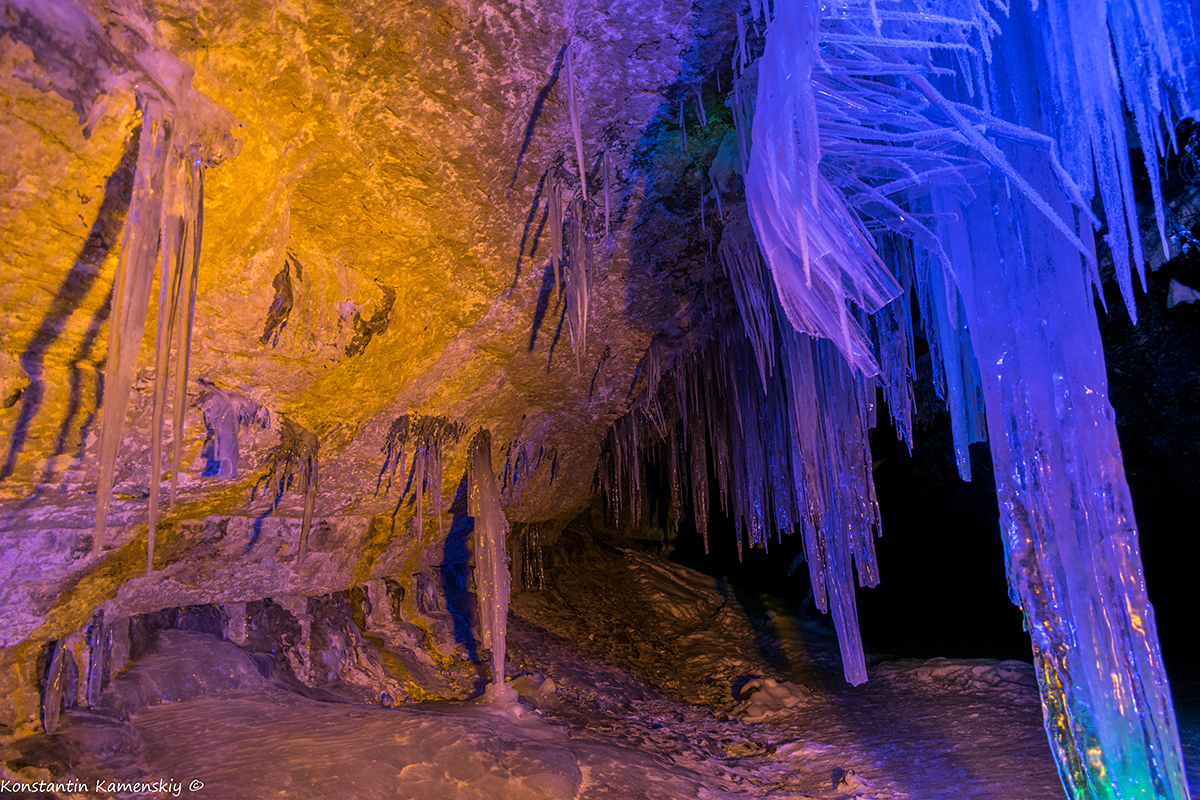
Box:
[1,0,1199,797]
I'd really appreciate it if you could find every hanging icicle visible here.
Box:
[56,0,242,563]
[253,418,319,563]
[377,415,411,497]
[599,316,881,684]
[564,42,588,202]
[383,414,466,538]
[93,98,172,561]
[565,199,593,373]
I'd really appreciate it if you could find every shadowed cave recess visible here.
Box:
[1,0,1199,798]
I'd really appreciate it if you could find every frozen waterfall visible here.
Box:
[604,0,1196,795]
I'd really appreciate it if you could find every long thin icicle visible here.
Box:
[564,43,588,202]
[93,99,171,557]
[148,151,204,572]
[565,199,592,373]
[169,157,203,511]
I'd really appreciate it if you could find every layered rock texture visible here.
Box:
[0,0,738,729]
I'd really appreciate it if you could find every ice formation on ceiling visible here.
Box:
[6,1,240,570]
[254,418,320,563]
[605,0,1195,795]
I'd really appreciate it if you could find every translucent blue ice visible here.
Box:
[727,0,1196,793]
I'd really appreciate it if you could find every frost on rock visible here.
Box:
[468,430,513,698]
[6,1,242,565]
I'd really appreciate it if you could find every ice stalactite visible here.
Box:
[146,145,205,572]
[703,0,1195,792]
[468,430,514,701]
[16,0,243,564]
[93,99,171,562]
[600,311,882,684]
[199,384,259,480]
[564,43,588,202]
[409,416,466,539]
[377,414,465,537]
[565,200,593,372]
[718,213,775,389]
[254,419,319,564]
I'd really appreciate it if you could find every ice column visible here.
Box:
[468,430,514,701]
[937,7,1190,795]
[947,177,1189,800]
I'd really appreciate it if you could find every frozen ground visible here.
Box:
[4,543,1196,799]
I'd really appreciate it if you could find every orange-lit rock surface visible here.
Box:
[0,0,734,728]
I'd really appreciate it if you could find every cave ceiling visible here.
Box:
[0,0,736,524]
[0,0,739,671]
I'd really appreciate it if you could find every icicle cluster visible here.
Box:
[377,414,466,538]
[253,418,319,563]
[542,171,595,372]
[20,0,243,568]
[467,430,513,698]
[534,40,605,373]
[377,415,411,496]
[601,311,882,685]
[678,0,1197,792]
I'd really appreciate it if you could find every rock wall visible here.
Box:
[0,0,737,730]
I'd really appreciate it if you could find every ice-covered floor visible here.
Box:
[7,544,1198,799]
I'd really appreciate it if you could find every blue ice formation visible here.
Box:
[606,0,1195,795]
